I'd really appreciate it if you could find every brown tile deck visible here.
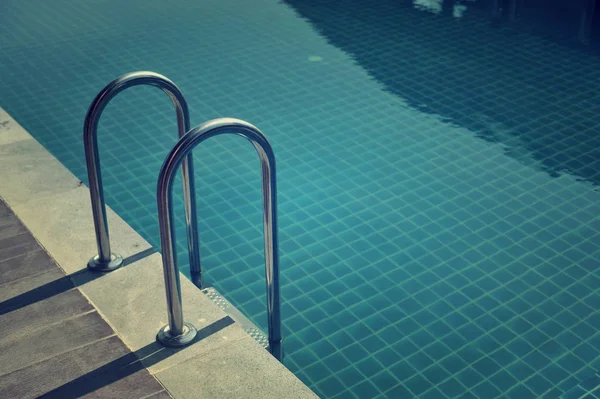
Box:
[0,198,170,399]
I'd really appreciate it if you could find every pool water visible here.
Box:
[2,0,600,397]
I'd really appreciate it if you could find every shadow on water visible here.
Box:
[0,247,157,316]
[282,0,600,186]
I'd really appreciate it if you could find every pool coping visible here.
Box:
[0,107,317,399]
[0,198,171,398]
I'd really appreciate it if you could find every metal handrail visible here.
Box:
[83,71,202,284]
[155,118,283,361]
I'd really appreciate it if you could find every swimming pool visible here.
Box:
[2,0,600,397]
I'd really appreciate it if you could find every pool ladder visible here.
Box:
[83,72,282,360]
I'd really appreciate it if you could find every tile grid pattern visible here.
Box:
[1,0,600,398]
[560,373,600,399]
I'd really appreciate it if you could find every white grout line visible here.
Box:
[0,107,316,398]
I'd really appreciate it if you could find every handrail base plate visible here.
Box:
[157,322,197,347]
[87,253,123,272]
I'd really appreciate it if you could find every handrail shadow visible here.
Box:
[0,247,156,316]
[38,316,235,398]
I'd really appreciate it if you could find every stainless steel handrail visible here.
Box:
[155,118,283,361]
[83,71,202,284]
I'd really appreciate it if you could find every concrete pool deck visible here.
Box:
[0,107,317,398]
[0,198,170,398]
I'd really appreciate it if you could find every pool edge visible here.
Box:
[0,107,317,399]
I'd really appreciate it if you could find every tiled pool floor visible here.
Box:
[1,0,600,397]
[561,372,600,399]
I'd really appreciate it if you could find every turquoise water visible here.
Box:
[1,0,600,397]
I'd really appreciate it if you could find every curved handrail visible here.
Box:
[155,118,282,360]
[83,71,202,284]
